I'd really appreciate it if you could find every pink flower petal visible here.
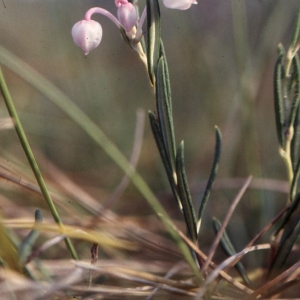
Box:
[71,20,103,55]
[163,0,197,10]
[117,2,137,32]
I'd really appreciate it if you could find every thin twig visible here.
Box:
[244,260,300,300]
[222,203,290,276]
[202,176,252,272]
[195,243,271,299]
[177,229,253,295]
[146,262,186,300]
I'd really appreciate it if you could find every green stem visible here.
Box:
[285,2,300,77]
[0,48,199,280]
[280,126,294,186]
[0,67,78,260]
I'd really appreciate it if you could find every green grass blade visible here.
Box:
[176,141,197,242]
[0,67,78,260]
[197,126,222,234]
[146,0,161,84]
[0,46,200,280]
[0,218,21,272]
[274,45,286,148]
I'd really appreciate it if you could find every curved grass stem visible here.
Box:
[0,67,78,260]
[0,47,199,281]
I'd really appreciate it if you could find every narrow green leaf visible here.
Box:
[274,45,286,148]
[213,217,252,288]
[291,106,300,171]
[159,41,172,109]
[156,56,176,172]
[276,183,300,237]
[290,3,300,50]
[149,111,182,209]
[0,47,200,279]
[288,55,300,127]
[290,54,300,169]
[176,142,197,242]
[146,0,161,84]
[270,214,300,276]
[19,209,43,266]
[197,126,222,233]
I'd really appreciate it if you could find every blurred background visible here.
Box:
[0,0,299,267]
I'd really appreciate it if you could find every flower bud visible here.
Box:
[117,2,137,32]
[163,0,197,10]
[71,20,103,55]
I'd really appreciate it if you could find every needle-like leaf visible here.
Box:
[274,45,286,148]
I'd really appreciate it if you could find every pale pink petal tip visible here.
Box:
[117,2,137,32]
[163,0,197,10]
[72,20,103,55]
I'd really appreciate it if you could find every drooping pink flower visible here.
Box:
[117,1,137,32]
[72,20,103,55]
[163,0,197,10]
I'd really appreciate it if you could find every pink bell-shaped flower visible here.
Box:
[163,0,197,10]
[116,1,137,32]
[71,20,103,55]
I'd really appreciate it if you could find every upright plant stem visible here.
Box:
[280,3,300,187]
[0,67,78,260]
[285,2,300,77]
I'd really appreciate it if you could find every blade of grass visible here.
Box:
[0,46,200,280]
[0,67,78,260]
[0,219,21,272]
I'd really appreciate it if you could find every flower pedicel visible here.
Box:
[71,0,197,55]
